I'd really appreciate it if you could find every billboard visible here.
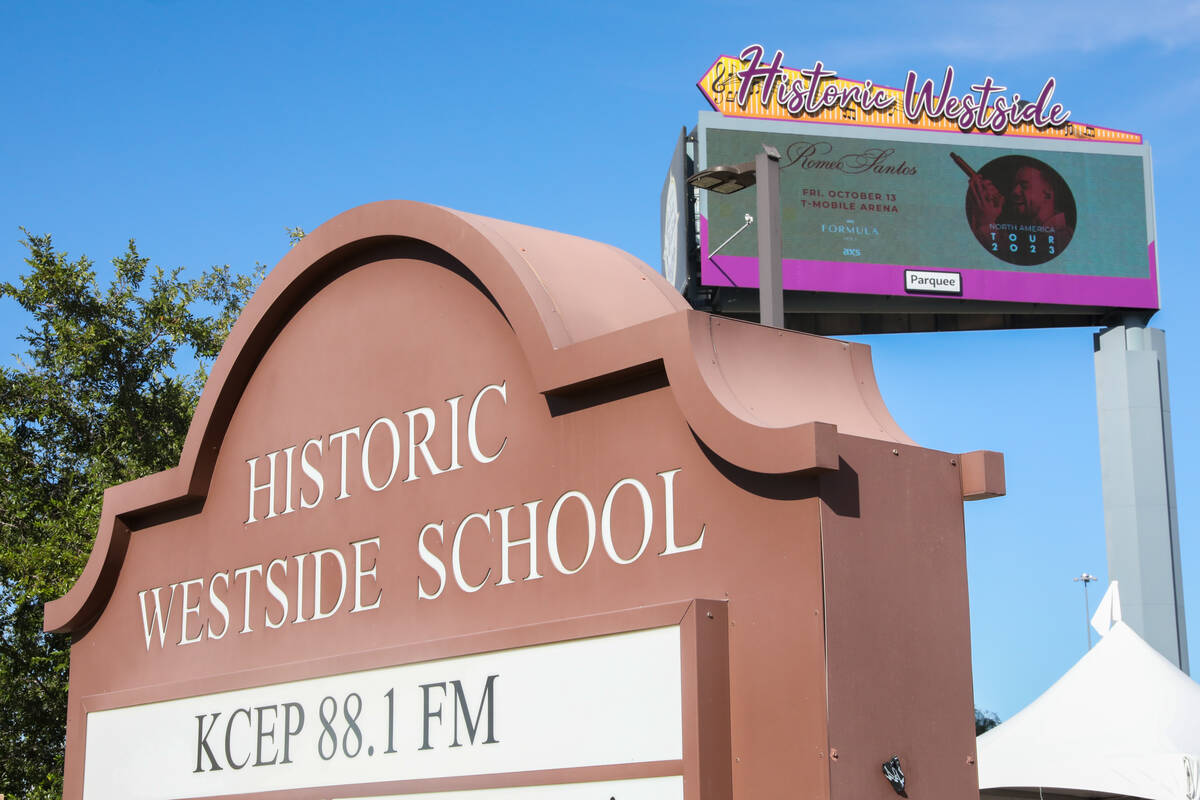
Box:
[696,111,1158,312]
[660,126,690,295]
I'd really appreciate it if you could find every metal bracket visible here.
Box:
[882,755,907,796]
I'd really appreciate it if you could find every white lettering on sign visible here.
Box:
[83,627,683,800]
[134,378,710,650]
[415,469,705,601]
[137,537,382,650]
[904,269,962,295]
[244,381,508,524]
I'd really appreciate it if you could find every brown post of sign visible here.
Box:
[46,200,1003,800]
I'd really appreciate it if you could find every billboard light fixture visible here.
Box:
[688,160,758,194]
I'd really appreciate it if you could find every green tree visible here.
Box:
[975,707,1001,735]
[0,232,261,799]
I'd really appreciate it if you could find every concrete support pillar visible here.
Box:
[1094,323,1188,672]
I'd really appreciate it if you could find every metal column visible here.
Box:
[1094,322,1188,671]
[755,145,783,329]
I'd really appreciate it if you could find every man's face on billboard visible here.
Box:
[1010,166,1055,223]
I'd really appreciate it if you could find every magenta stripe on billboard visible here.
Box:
[698,216,1158,310]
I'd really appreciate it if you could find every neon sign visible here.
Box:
[699,46,1141,144]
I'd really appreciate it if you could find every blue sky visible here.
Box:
[2,0,1199,722]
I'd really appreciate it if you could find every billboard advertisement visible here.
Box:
[696,112,1158,311]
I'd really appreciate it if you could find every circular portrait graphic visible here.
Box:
[959,154,1076,266]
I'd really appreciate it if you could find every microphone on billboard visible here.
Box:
[949,152,977,178]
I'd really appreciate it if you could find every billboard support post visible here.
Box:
[1094,323,1189,671]
[756,145,784,328]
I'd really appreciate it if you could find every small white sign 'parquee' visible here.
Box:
[904,270,962,295]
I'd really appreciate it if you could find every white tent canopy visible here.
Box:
[978,584,1200,800]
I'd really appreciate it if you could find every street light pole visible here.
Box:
[1074,572,1098,650]
[686,143,785,328]
[755,145,783,328]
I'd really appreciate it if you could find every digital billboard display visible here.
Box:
[696,112,1158,311]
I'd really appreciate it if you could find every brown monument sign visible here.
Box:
[46,200,1004,800]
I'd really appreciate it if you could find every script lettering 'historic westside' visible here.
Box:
[734,44,1070,133]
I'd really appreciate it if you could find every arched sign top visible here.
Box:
[46,200,913,635]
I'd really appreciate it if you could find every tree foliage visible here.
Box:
[0,232,261,799]
[975,707,1001,736]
